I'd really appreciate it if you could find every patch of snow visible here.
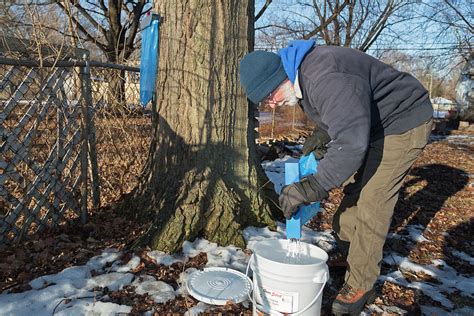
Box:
[0,284,93,316]
[86,248,121,271]
[243,225,284,242]
[452,250,474,265]
[298,226,335,251]
[378,270,409,287]
[184,302,209,316]
[257,112,272,123]
[147,250,182,266]
[384,254,433,278]
[182,239,249,272]
[285,144,303,151]
[111,255,141,272]
[430,134,474,146]
[406,225,430,243]
[421,305,473,316]
[389,224,430,243]
[364,304,385,314]
[410,281,454,308]
[382,305,409,314]
[364,304,410,315]
[431,97,455,104]
[382,253,474,309]
[132,274,157,284]
[29,265,91,290]
[86,272,134,291]
[134,280,175,303]
[54,299,132,316]
[262,156,297,194]
[0,249,137,316]
[420,305,447,315]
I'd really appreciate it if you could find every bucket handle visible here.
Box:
[245,254,328,316]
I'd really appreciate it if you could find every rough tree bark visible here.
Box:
[124,0,279,253]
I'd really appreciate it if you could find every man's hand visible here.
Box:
[279,183,308,219]
[302,126,331,159]
[279,177,329,219]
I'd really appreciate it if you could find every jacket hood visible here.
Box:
[278,40,315,84]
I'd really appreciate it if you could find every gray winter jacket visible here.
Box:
[297,46,433,191]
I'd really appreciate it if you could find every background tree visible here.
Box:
[380,50,463,100]
[4,0,149,62]
[3,0,150,109]
[255,0,419,51]
[54,0,149,109]
[52,0,148,63]
[418,0,473,62]
[376,0,472,101]
[123,0,278,252]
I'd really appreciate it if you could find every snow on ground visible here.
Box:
[0,154,472,315]
[263,155,473,314]
[430,133,474,146]
[261,155,298,194]
[452,250,474,265]
[382,223,474,313]
[256,111,272,124]
[0,226,333,316]
[0,248,134,315]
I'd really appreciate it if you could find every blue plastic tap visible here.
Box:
[285,153,321,239]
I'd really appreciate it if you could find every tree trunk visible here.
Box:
[103,50,127,111]
[124,0,278,253]
[107,69,126,111]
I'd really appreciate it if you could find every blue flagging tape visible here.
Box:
[285,153,320,239]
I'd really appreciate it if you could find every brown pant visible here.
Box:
[333,119,432,290]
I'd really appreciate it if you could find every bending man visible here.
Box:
[239,40,433,315]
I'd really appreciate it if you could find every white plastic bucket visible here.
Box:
[246,239,328,316]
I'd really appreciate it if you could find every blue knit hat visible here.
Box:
[239,51,287,104]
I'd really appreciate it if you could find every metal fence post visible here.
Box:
[79,55,90,224]
[85,79,100,209]
[80,54,101,211]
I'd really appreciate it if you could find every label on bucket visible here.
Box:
[257,285,299,313]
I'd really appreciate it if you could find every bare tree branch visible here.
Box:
[55,1,107,52]
[344,0,355,46]
[312,0,331,43]
[359,0,396,51]
[444,0,473,31]
[69,0,108,37]
[124,0,145,50]
[255,24,301,32]
[304,0,350,40]
[107,0,123,39]
[99,0,108,13]
[256,0,272,22]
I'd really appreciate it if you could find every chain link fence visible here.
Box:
[87,66,151,207]
[0,37,151,244]
[0,36,313,244]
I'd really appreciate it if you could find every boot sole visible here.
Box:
[331,290,377,316]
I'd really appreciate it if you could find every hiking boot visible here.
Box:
[331,283,376,316]
[327,249,348,268]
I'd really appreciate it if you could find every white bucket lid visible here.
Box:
[186,267,252,305]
